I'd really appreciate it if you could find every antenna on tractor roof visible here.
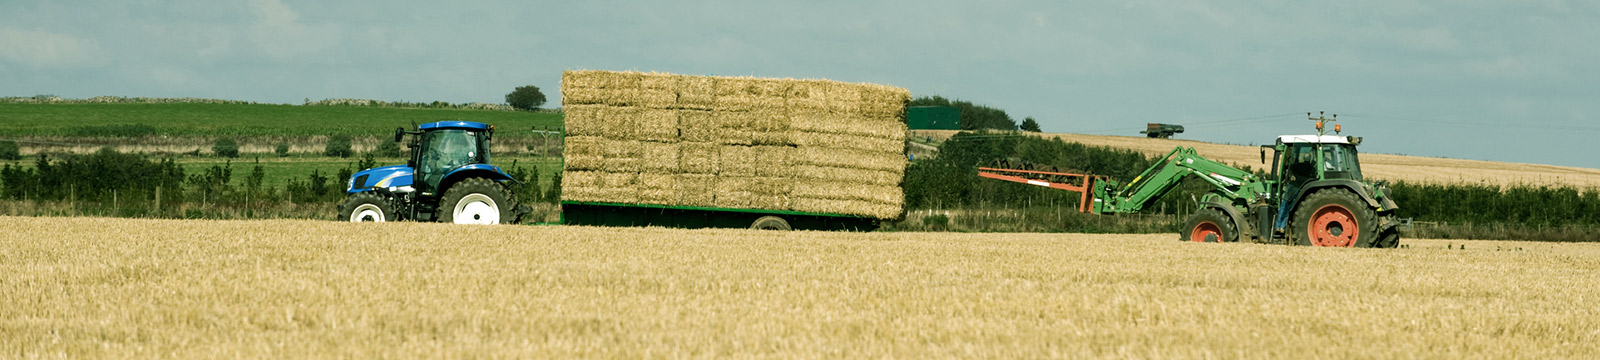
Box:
[1308,111,1337,137]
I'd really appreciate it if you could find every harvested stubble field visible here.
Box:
[4,217,1598,358]
[913,130,1600,189]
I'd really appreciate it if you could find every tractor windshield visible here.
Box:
[418,129,482,190]
[1281,143,1364,184]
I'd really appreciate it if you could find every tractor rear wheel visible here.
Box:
[1181,209,1236,243]
[1293,189,1378,247]
[438,178,515,225]
[338,192,393,222]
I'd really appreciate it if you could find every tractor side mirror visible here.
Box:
[393,127,405,143]
[1259,145,1269,164]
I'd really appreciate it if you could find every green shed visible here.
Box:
[907,106,960,130]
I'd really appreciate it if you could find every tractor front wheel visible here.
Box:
[1181,209,1236,243]
[1293,189,1378,247]
[338,192,393,222]
[438,178,515,225]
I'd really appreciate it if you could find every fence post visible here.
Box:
[155,186,161,216]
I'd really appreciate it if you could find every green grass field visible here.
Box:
[0,103,562,138]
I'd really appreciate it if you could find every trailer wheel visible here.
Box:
[750,216,791,231]
[438,178,515,225]
[338,192,393,222]
[1181,209,1235,243]
[1293,189,1378,247]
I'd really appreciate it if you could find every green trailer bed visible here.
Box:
[560,201,881,231]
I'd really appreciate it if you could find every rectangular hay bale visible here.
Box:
[674,174,716,207]
[791,131,904,154]
[637,172,677,205]
[792,165,902,186]
[639,141,680,173]
[677,141,719,174]
[793,180,903,204]
[794,147,906,173]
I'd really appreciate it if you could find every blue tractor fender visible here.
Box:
[437,164,520,193]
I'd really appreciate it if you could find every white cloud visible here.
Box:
[0,27,103,68]
[247,0,341,59]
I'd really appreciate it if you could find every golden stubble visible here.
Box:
[3,216,1597,358]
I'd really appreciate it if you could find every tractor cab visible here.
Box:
[1272,134,1364,187]
[408,121,495,196]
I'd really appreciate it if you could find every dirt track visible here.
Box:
[914,130,1600,189]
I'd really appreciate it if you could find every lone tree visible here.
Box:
[1020,117,1042,132]
[506,85,547,111]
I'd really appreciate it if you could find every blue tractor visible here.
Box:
[337,121,528,224]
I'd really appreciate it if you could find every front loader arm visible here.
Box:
[1103,147,1263,213]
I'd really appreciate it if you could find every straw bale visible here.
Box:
[678,110,718,143]
[792,165,902,186]
[637,172,677,205]
[855,84,912,119]
[713,176,755,208]
[560,171,640,204]
[791,111,907,139]
[677,141,719,174]
[674,174,717,207]
[794,147,906,173]
[612,89,677,109]
[791,131,904,154]
[789,197,902,219]
[793,180,903,204]
[714,77,756,97]
[563,104,641,139]
[561,136,607,171]
[639,141,680,173]
[561,70,610,89]
[719,145,758,177]
[750,145,794,178]
[714,176,791,210]
[603,71,642,89]
[639,72,676,91]
[675,75,716,109]
[636,109,679,142]
[561,87,607,106]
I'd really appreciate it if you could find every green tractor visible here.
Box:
[980,113,1400,247]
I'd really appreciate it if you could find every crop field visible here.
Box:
[913,130,1600,189]
[5,216,1597,358]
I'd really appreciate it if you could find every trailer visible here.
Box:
[560,201,881,231]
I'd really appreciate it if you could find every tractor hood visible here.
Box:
[347,165,414,193]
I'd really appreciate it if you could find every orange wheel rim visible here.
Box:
[1191,221,1223,243]
[1308,204,1358,247]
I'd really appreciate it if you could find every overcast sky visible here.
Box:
[3,1,1598,168]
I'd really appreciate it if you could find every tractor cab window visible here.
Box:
[418,129,481,190]
[1281,143,1364,185]
[1320,144,1363,180]
[1281,144,1318,186]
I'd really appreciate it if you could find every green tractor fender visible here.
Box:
[1295,179,1391,211]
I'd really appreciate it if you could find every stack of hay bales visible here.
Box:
[561,70,909,219]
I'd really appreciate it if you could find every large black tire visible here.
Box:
[1374,227,1402,248]
[1181,209,1236,243]
[1293,189,1379,247]
[338,192,394,222]
[750,216,791,231]
[437,178,516,225]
